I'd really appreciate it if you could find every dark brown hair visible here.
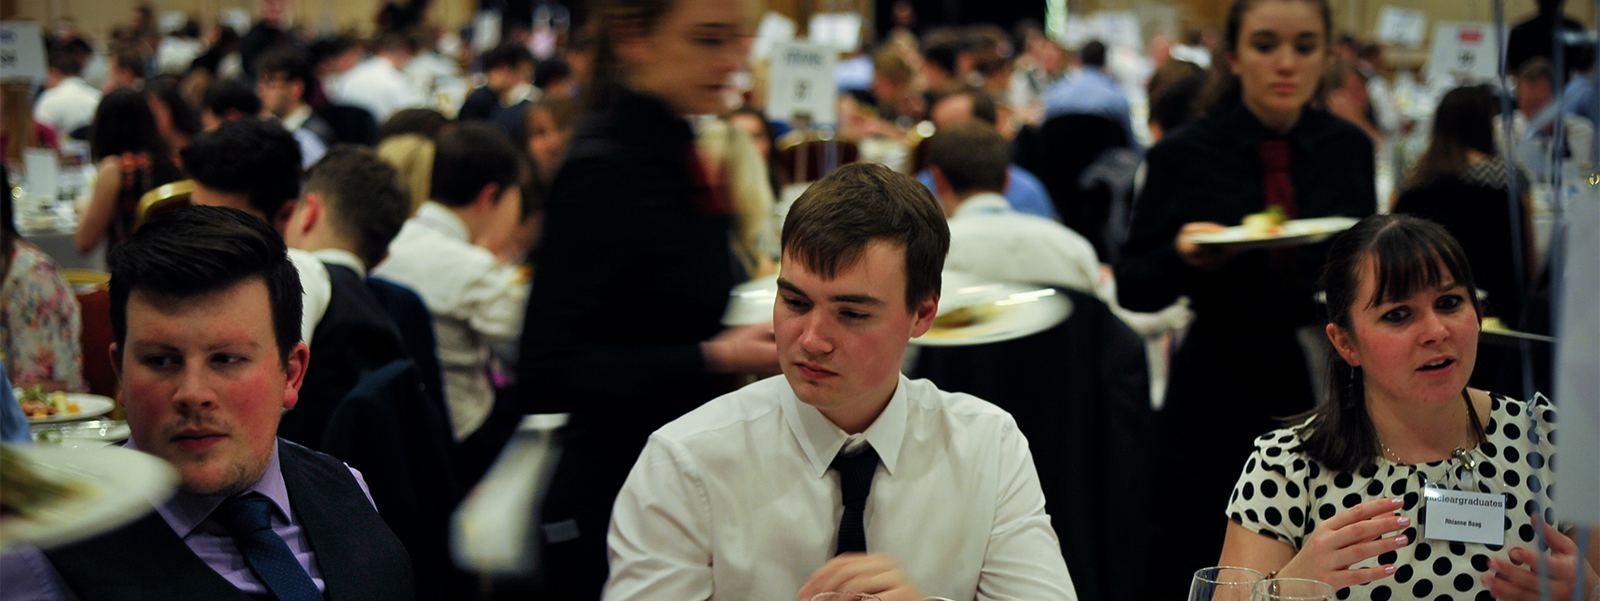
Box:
[584,0,680,110]
[927,120,1009,194]
[1404,85,1498,189]
[1294,214,1483,471]
[781,163,949,309]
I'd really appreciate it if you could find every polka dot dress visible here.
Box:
[1226,393,1558,600]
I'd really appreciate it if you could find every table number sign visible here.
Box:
[1427,22,1499,85]
[767,41,837,126]
[0,22,47,83]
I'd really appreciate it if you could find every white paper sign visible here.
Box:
[0,22,47,83]
[767,42,838,125]
[1556,178,1600,527]
[1427,22,1499,85]
[1422,487,1506,545]
[807,13,861,53]
[24,148,58,201]
[751,12,796,61]
[1092,12,1142,51]
[1376,7,1428,49]
[219,9,252,35]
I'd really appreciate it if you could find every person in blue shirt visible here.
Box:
[1043,40,1135,141]
[0,363,29,444]
[915,88,1058,220]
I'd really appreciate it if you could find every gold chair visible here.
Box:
[134,179,195,229]
[776,131,860,185]
[61,269,118,400]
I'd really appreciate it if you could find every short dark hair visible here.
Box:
[1294,214,1483,472]
[481,42,535,72]
[183,118,302,218]
[922,41,962,75]
[430,123,522,207]
[933,87,997,126]
[48,49,83,76]
[1517,56,1555,84]
[145,74,202,137]
[927,121,1009,194]
[202,78,263,119]
[377,108,451,142]
[534,58,573,90]
[1080,40,1107,68]
[256,46,317,104]
[108,206,303,365]
[781,163,949,308]
[113,48,146,80]
[305,146,411,269]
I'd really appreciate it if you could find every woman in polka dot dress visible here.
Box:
[1216,215,1598,600]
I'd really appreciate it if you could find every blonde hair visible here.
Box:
[375,134,435,214]
[697,117,777,276]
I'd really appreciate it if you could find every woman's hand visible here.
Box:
[1278,497,1410,590]
[1484,520,1600,601]
[1176,222,1238,270]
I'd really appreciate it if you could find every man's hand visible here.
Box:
[701,323,780,376]
[796,554,925,601]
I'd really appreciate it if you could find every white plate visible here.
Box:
[25,394,116,424]
[912,272,1073,347]
[31,420,132,449]
[0,444,179,552]
[723,275,780,326]
[1187,216,1360,250]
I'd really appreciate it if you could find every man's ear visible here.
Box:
[474,183,502,211]
[109,342,123,406]
[280,341,311,411]
[271,199,299,235]
[294,192,323,236]
[909,293,940,338]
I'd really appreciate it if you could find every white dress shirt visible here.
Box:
[281,105,328,169]
[1500,108,1596,179]
[604,374,1078,601]
[32,77,102,136]
[330,57,426,124]
[372,201,528,440]
[287,248,331,347]
[945,193,1101,294]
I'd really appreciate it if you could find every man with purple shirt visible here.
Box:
[0,207,412,601]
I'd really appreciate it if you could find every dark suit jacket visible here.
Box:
[367,275,447,413]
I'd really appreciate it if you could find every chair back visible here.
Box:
[134,180,194,229]
[776,131,860,184]
[1019,114,1132,255]
[910,289,1153,601]
[320,105,380,146]
[61,269,116,398]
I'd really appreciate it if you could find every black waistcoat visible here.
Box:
[44,441,414,601]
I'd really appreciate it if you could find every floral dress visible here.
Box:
[1,242,85,390]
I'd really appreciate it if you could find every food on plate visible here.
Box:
[17,387,79,419]
[1481,317,1507,331]
[933,306,980,329]
[1241,206,1287,236]
[0,446,86,518]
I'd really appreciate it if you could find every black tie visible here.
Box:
[830,444,879,555]
[211,493,323,601]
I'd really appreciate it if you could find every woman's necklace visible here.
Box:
[1378,389,1484,466]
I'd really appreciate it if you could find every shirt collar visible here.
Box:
[128,439,290,539]
[412,200,471,242]
[282,105,313,131]
[312,248,366,273]
[782,373,910,478]
[951,192,1012,219]
[1216,102,1332,154]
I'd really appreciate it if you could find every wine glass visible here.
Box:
[1189,566,1265,601]
[1252,577,1335,601]
[810,593,880,601]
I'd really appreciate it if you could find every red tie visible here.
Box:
[1258,140,1297,273]
[1257,140,1296,219]
[686,146,733,216]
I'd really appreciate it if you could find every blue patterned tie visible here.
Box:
[211,493,323,601]
[831,445,879,555]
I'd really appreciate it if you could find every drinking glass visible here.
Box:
[810,593,880,601]
[1252,577,1335,601]
[1189,566,1265,601]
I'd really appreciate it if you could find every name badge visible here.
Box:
[1422,486,1505,545]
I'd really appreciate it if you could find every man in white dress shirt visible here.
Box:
[372,123,528,441]
[331,32,427,124]
[927,121,1101,294]
[604,163,1078,601]
[33,50,102,137]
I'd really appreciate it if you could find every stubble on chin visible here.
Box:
[175,446,274,497]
